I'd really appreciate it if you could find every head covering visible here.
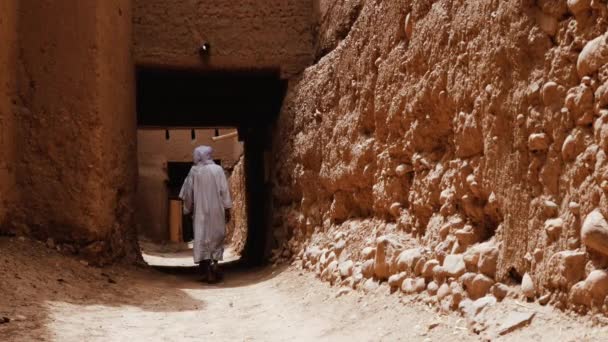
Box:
[193,145,214,165]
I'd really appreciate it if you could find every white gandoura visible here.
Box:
[179,146,232,263]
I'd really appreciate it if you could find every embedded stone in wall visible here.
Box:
[404,13,413,40]
[547,250,586,289]
[361,247,375,260]
[561,134,578,161]
[395,164,412,176]
[528,133,549,151]
[565,84,594,125]
[544,218,564,242]
[395,247,424,274]
[581,209,608,256]
[454,112,483,158]
[577,32,608,77]
[443,254,466,278]
[585,270,608,304]
[535,10,558,37]
[374,236,390,280]
[567,0,591,15]
[467,274,495,300]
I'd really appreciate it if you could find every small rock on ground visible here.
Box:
[497,311,536,336]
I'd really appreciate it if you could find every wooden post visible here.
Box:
[169,199,183,243]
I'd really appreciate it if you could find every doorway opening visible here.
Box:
[135,127,245,266]
[135,66,287,268]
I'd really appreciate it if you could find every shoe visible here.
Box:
[199,260,210,282]
[207,261,221,284]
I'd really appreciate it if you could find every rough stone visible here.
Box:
[460,296,496,326]
[427,281,439,296]
[535,11,558,37]
[339,260,354,278]
[334,240,346,255]
[401,278,416,294]
[436,283,451,301]
[374,236,390,280]
[362,278,379,293]
[491,283,509,301]
[412,256,427,276]
[361,259,375,279]
[414,277,427,293]
[450,282,464,308]
[395,164,412,177]
[569,202,580,214]
[467,274,495,300]
[538,293,551,305]
[528,133,549,151]
[422,259,440,278]
[361,247,375,260]
[396,248,424,273]
[585,270,608,304]
[570,281,592,306]
[335,287,351,298]
[544,218,564,242]
[581,210,608,256]
[497,311,535,336]
[541,81,560,105]
[477,243,499,278]
[547,250,587,289]
[442,254,466,278]
[577,32,608,77]
[404,13,413,40]
[388,272,407,289]
[522,273,535,299]
[567,0,591,15]
[389,202,402,217]
[543,200,559,217]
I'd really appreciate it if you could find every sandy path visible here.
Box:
[1,237,607,341]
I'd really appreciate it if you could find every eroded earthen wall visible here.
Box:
[0,0,17,226]
[5,0,137,264]
[133,0,314,77]
[226,157,247,255]
[273,0,608,312]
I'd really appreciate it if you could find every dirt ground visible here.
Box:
[1,236,607,342]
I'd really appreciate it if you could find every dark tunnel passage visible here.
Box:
[136,66,287,266]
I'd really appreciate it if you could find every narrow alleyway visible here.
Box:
[1,236,606,341]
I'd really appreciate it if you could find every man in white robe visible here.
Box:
[179,145,232,282]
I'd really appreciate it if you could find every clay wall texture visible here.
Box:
[272,0,608,311]
[226,157,247,255]
[133,0,314,77]
[0,0,17,226]
[1,0,137,264]
[137,129,242,168]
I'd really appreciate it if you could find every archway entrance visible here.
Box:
[135,66,287,266]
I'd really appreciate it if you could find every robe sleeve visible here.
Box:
[179,169,194,215]
[219,170,232,209]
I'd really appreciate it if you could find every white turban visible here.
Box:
[193,145,214,165]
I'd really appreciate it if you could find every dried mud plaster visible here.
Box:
[271,0,608,314]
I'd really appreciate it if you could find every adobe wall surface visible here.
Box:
[0,0,17,226]
[133,0,314,77]
[272,0,608,312]
[137,129,242,168]
[5,0,137,264]
[226,157,247,255]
